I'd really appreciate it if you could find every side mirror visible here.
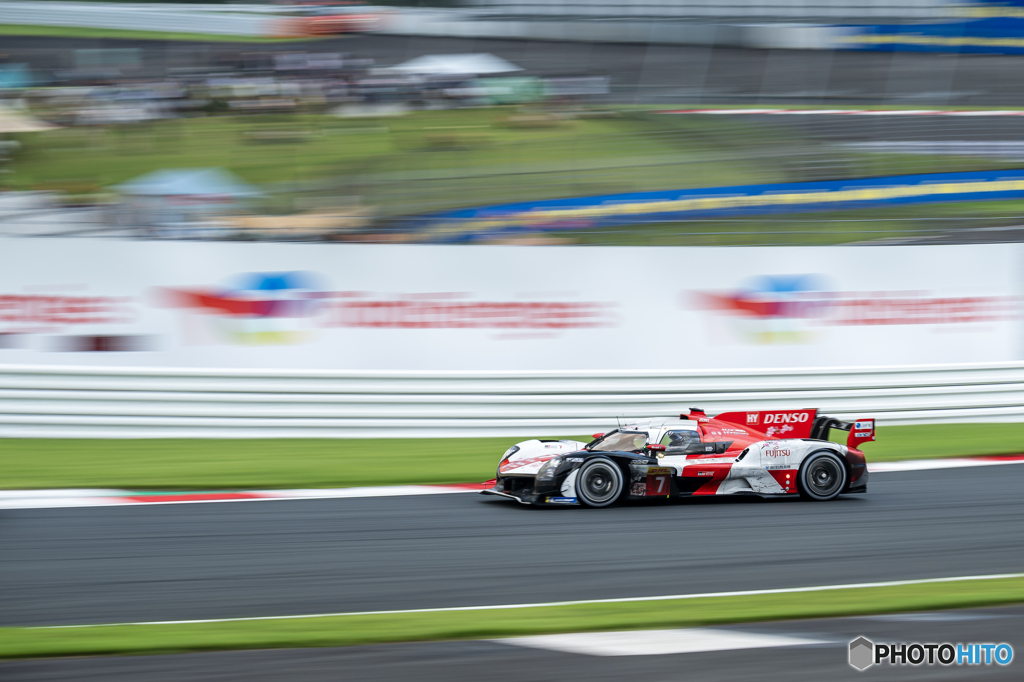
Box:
[647,444,666,452]
[592,433,604,439]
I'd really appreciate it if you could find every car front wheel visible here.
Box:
[575,458,624,508]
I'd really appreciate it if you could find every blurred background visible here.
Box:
[6,0,1024,244]
[4,2,1024,681]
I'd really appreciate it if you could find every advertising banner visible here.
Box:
[836,0,1024,54]
[0,238,1021,371]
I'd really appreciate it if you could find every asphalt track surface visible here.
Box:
[3,465,1024,628]
[4,605,1022,681]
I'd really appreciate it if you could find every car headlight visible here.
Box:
[500,445,520,464]
[536,457,563,481]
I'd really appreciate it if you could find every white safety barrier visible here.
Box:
[375,8,842,49]
[0,1,943,46]
[0,2,281,37]
[467,0,947,20]
[3,361,1024,438]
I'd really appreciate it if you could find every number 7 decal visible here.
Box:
[646,467,672,497]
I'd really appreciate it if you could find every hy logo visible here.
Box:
[849,636,874,671]
[695,274,830,345]
[156,271,329,345]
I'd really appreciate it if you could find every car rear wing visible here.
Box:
[715,409,818,439]
[811,416,876,449]
[713,409,875,447]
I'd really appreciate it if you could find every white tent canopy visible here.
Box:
[0,107,58,134]
[384,53,523,76]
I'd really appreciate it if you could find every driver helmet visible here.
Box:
[668,431,689,446]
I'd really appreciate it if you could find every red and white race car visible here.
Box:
[481,407,874,507]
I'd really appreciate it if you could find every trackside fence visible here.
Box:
[3,362,1024,438]
[0,2,281,36]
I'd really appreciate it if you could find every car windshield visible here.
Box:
[590,431,648,452]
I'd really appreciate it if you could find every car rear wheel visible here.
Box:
[798,451,847,501]
[575,458,623,508]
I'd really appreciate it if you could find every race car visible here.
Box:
[480,407,873,507]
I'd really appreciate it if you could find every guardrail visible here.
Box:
[467,0,947,20]
[3,362,1024,438]
[0,2,278,36]
[0,1,940,47]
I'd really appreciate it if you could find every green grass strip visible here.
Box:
[4,576,1024,659]
[0,23,313,42]
[2,423,1023,490]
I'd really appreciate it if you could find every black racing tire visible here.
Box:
[575,457,624,508]
[797,450,847,501]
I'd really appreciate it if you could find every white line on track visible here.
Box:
[868,458,1024,472]
[494,628,829,656]
[32,572,1024,629]
[0,485,482,510]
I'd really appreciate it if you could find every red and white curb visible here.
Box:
[0,483,490,510]
[658,108,1024,117]
[3,456,1023,510]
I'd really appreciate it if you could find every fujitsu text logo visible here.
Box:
[764,447,791,458]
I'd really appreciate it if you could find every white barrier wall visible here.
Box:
[0,239,1021,372]
[3,362,1024,437]
[0,2,280,37]
[467,0,947,20]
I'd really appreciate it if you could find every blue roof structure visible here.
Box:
[116,168,261,198]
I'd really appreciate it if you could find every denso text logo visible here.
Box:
[763,412,810,424]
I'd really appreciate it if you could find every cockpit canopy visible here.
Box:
[588,431,648,452]
[660,429,701,447]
